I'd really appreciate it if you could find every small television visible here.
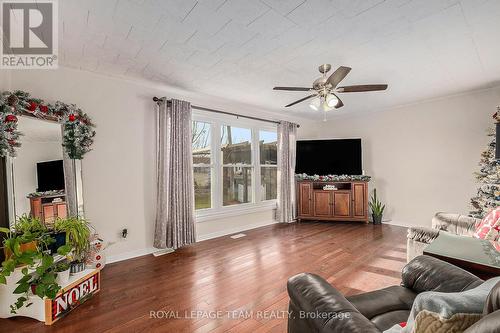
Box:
[296,139,362,175]
[37,160,65,192]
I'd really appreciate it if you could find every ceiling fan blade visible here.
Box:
[285,94,317,107]
[326,66,352,88]
[337,84,388,93]
[274,87,312,91]
[332,93,344,109]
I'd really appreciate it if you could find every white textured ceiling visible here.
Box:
[58,0,500,119]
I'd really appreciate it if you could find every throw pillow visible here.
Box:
[473,207,500,241]
[383,277,500,333]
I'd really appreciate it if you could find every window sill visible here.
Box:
[195,201,277,223]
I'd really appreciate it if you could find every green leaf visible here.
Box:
[0,275,6,284]
[41,254,53,268]
[0,227,11,234]
[12,239,21,257]
[21,267,28,275]
[57,244,72,256]
[13,282,29,294]
[35,284,46,298]
[2,259,15,272]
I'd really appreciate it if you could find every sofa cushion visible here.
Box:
[347,286,416,320]
[473,207,500,241]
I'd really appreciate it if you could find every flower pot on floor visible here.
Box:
[372,214,383,225]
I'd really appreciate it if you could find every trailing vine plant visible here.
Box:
[0,90,96,159]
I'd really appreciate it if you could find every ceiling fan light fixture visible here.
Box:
[309,97,321,111]
[326,94,339,108]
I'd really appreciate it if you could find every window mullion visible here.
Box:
[252,127,260,203]
[213,121,222,210]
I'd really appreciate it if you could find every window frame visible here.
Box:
[192,110,278,222]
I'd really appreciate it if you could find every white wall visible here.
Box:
[1,67,310,262]
[303,87,500,227]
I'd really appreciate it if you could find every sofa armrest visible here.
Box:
[407,227,439,244]
[432,212,480,236]
[287,273,380,333]
[401,255,483,294]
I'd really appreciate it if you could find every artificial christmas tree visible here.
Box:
[470,106,500,218]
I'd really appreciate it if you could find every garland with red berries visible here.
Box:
[0,90,96,159]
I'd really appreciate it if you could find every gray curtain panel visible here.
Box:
[153,99,196,249]
[277,121,297,223]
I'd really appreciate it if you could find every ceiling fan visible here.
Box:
[273,64,388,111]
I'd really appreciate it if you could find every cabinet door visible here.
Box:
[42,205,55,224]
[314,191,332,216]
[353,183,366,218]
[30,198,43,218]
[56,203,67,219]
[333,192,351,217]
[298,182,312,216]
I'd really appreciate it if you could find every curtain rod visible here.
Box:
[153,96,300,128]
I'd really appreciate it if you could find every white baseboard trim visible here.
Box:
[196,219,277,242]
[107,247,156,264]
[382,220,412,228]
[106,220,278,264]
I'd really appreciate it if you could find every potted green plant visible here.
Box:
[369,189,385,225]
[0,226,71,313]
[54,217,91,274]
[54,260,71,285]
[2,215,47,259]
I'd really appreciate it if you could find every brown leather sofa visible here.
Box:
[287,255,500,332]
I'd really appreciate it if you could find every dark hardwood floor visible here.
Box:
[1,222,408,333]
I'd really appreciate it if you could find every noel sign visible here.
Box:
[46,270,100,324]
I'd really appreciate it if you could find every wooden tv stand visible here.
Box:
[296,180,369,223]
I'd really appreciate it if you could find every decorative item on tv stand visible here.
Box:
[323,184,338,191]
[0,216,103,325]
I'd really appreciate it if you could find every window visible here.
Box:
[192,121,212,210]
[221,126,252,206]
[191,114,278,216]
[259,131,277,201]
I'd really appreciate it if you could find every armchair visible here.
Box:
[406,212,481,262]
[287,255,484,333]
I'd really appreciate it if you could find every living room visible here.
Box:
[0,0,499,332]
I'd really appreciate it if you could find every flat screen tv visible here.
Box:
[37,160,65,192]
[296,139,362,175]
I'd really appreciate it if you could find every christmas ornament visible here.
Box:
[7,94,18,106]
[4,114,17,123]
[28,101,38,112]
[39,105,49,113]
[68,114,76,122]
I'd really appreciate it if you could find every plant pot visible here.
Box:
[48,231,66,254]
[70,261,85,274]
[56,268,71,286]
[372,214,383,225]
[3,240,38,262]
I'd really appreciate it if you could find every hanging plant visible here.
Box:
[0,90,96,159]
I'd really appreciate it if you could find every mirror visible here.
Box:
[5,115,84,227]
